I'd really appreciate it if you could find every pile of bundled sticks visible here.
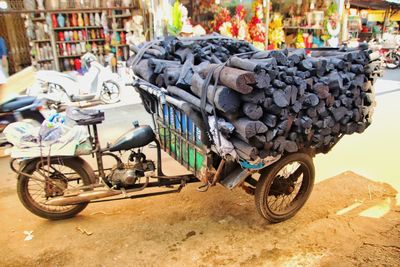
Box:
[131,36,381,160]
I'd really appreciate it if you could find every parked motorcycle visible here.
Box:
[382,46,400,69]
[27,53,121,108]
[0,96,45,155]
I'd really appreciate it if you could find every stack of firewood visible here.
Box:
[130,36,381,160]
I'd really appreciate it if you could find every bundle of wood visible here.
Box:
[131,36,381,160]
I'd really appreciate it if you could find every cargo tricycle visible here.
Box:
[8,77,332,223]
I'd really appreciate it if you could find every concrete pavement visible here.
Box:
[314,69,400,194]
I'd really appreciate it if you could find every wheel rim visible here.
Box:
[265,160,311,216]
[385,53,400,69]
[24,159,84,213]
[101,82,120,103]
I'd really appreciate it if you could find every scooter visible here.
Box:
[0,96,46,154]
[27,53,121,108]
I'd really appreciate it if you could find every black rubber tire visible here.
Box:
[255,153,315,223]
[100,81,120,104]
[384,52,400,69]
[17,157,92,220]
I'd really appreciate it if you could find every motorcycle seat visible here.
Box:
[66,107,105,125]
[0,96,36,113]
[70,94,96,102]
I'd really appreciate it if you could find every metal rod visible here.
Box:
[92,124,105,179]
[211,159,226,186]
[0,6,138,14]
[90,188,182,204]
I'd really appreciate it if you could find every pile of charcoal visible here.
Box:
[130,35,382,160]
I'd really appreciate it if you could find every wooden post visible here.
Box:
[264,0,270,50]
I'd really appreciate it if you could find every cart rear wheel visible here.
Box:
[17,157,92,220]
[255,153,315,223]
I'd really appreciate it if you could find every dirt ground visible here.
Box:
[0,154,399,267]
[0,70,399,266]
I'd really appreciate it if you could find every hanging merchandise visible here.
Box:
[73,31,79,41]
[120,31,126,44]
[123,46,129,61]
[66,43,72,55]
[295,31,305,48]
[63,58,70,71]
[269,13,285,49]
[85,43,92,53]
[37,0,44,10]
[89,13,95,26]
[91,29,96,40]
[326,2,340,47]
[66,14,71,27]
[76,42,82,55]
[95,13,101,27]
[232,5,250,41]
[78,13,84,27]
[92,42,98,54]
[71,44,76,55]
[84,13,90,26]
[57,13,65,28]
[69,59,75,70]
[62,43,67,56]
[211,7,231,34]
[115,32,121,44]
[101,12,108,31]
[58,31,64,41]
[72,13,78,27]
[64,31,69,41]
[51,14,58,28]
[80,42,86,53]
[248,1,267,50]
[168,1,183,36]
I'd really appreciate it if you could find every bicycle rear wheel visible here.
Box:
[17,157,92,220]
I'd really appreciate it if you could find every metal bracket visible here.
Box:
[220,168,253,190]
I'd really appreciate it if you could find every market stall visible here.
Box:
[0,0,150,72]
[182,0,344,50]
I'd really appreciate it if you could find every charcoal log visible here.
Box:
[241,89,266,104]
[191,73,241,114]
[229,56,258,72]
[262,114,277,128]
[273,90,289,108]
[231,137,259,160]
[163,67,181,86]
[202,65,256,94]
[133,59,157,83]
[176,54,195,89]
[242,103,263,120]
[232,118,268,139]
[255,70,271,89]
[174,48,192,63]
[167,86,213,114]
[148,58,181,74]
[249,135,267,149]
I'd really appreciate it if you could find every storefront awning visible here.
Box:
[351,0,400,10]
